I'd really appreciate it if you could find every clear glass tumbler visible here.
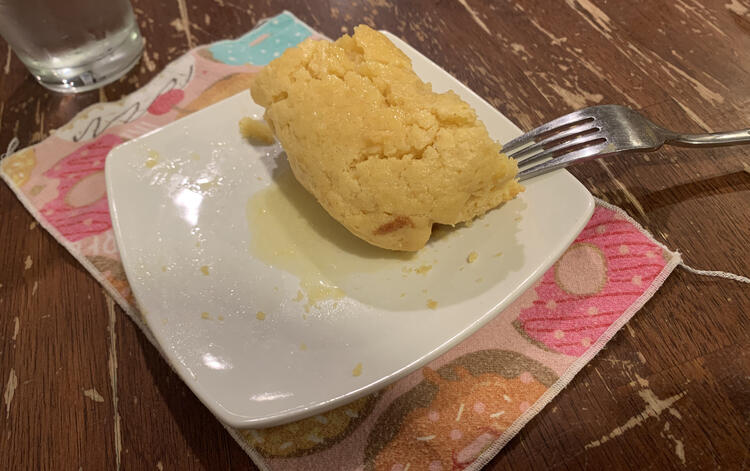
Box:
[0,0,144,93]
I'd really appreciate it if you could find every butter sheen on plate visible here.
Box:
[250,25,522,251]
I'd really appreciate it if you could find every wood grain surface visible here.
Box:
[1,0,749,469]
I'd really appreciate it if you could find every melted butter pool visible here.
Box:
[246,169,416,310]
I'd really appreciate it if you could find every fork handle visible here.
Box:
[664,128,750,147]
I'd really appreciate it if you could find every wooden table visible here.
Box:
[1,1,748,469]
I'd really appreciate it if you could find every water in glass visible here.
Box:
[0,0,143,92]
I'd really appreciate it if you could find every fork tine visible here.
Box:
[502,110,595,156]
[507,122,600,162]
[518,142,610,181]
[516,134,606,169]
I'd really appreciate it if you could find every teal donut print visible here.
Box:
[208,12,313,66]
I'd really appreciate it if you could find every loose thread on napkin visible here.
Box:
[678,263,750,284]
[1,137,19,160]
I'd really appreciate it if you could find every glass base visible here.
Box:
[30,29,144,94]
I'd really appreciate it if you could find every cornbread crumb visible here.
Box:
[239,117,275,144]
[201,312,210,320]
[415,264,432,275]
[467,251,479,263]
[352,362,363,377]
[218,315,224,321]
[293,290,304,302]
[250,25,522,251]
[256,311,266,320]
[426,299,438,309]
[145,149,159,168]
[300,343,307,351]
[200,265,210,275]
[494,251,503,257]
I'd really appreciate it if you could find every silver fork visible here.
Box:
[504,105,750,181]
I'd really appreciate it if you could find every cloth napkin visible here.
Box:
[0,12,680,471]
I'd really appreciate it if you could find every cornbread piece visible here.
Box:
[251,25,522,251]
[239,117,275,144]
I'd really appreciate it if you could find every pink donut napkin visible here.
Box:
[0,12,680,471]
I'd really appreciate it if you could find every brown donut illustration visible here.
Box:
[243,393,379,458]
[365,350,556,470]
[175,72,257,118]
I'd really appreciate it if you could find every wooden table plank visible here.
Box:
[0,183,117,470]
[1,0,748,469]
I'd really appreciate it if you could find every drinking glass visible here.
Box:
[0,0,144,93]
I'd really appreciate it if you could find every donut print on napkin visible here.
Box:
[513,207,669,356]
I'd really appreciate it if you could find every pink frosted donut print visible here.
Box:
[40,134,123,242]
[515,207,667,356]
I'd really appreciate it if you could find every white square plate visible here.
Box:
[106,32,594,428]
